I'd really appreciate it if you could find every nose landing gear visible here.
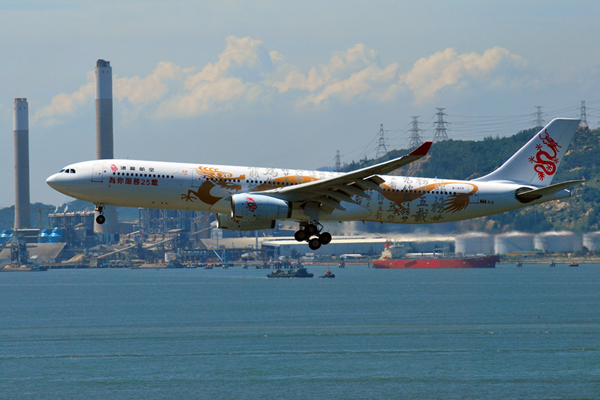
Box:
[295,222,332,250]
[95,204,106,225]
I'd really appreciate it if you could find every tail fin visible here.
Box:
[474,118,580,186]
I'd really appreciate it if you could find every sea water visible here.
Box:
[1,264,599,399]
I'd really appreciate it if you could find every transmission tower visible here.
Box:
[580,101,589,128]
[433,108,449,142]
[533,106,545,128]
[334,150,341,171]
[375,123,388,159]
[408,116,423,148]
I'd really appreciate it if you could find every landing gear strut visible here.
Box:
[295,222,332,250]
[95,203,106,225]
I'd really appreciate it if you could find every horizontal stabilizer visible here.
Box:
[516,180,584,202]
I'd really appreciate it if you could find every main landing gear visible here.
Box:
[294,222,332,250]
[95,203,106,225]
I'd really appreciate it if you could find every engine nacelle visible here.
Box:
[217,214,275,231]
[231,194,292,221]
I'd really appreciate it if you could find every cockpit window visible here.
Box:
[65,169,70,173]
[70,169,76,174]
[59,169,65,173]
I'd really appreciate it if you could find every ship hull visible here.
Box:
[372,256,499,269]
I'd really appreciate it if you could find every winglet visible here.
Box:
[409,141,432,156]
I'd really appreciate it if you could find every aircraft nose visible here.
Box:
[46,173,65,192]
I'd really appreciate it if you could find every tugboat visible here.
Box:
[569,261,579,267]
[320,267,335,278]
[267,267,314,278]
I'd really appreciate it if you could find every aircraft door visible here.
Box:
[92,163,104,182]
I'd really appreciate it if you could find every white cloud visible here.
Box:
[34,80,95,126]
[114,61,188,105]
[32,40,532,124]
[184,36,264,88]
[400,47,528,103]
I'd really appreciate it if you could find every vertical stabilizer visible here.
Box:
[474,118,580,186]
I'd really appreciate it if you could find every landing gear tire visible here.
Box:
[308,238,321,250]
[96,215,106,225]
[294,230,307,242]
[319,232,332,245]
[305,224,318,236]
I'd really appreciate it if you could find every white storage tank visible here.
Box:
[494,232,534,254]
[534,231,582,253]
[455,232,494,255]
[583,232,600,252]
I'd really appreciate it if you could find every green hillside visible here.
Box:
[343,126,600,233]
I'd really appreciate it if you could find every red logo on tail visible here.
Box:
[528,129,561,181]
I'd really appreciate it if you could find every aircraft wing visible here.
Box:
[258,141,432,212]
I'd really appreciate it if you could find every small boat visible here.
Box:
[569,261,579,267]
[204,264,213,269]
[267,267,314,278]
[320,268,335,278]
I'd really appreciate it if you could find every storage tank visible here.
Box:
[494,232,534,254]
[0,230,13,244]
[583,232,600,252]
[455,232,494,255]
[49,228,66,243]
[38,229,53,243]
[534,231,582,253]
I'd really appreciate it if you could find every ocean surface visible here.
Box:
[1,264,599,400]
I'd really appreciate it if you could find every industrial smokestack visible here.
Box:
[94,59,118,238]
[96,59,113,159]
[14,98,31,229]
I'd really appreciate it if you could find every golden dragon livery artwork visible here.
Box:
[181,166,320,206]
[180,164,479,223]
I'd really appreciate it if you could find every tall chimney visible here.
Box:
[14,98,31,229]
[94,60,118,238]
[96,59,113,159]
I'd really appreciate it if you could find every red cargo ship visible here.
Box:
[372,256,499,269]
[371,242,499,269]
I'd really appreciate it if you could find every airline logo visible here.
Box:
[529,129,561,181]
[246,196,257,213]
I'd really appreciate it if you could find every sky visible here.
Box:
[1,0,600,207]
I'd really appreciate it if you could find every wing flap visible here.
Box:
[259,141,433,210]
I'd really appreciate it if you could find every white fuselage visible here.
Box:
[46,159,570,224]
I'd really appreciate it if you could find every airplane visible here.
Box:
[47,118,583,250]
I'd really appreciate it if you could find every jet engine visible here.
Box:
[217,214,276,231]
[230,194,291,220]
